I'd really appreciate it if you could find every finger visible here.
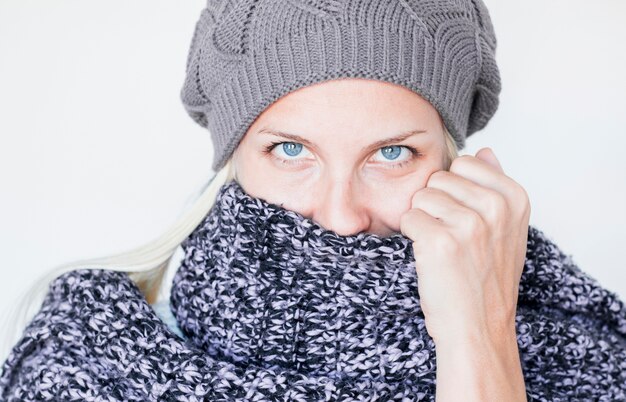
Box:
[410,187,481,228]
[449,155,519,201]
[425,170,506,223]
[399,206,444,242]
[475,147,504,173]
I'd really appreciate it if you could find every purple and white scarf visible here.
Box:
[1,179,626,401]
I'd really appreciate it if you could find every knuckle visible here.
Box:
[449,155,471,174]
[427,170,449,187]
[411,187,434,207]
[462,210,485,237]
[433,231,457,253]
[518,184,531,203]
[467,209,484,229]
[512,184,531,216]
[487,191,508,218]
[475,188,508,223]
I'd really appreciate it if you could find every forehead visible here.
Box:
[248,78,443,142]
[268,77,434,111]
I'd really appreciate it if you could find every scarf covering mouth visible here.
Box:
[2,180,626,401]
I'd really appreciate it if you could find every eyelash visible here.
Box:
[262,141,422,169]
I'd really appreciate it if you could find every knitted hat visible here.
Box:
[180,0,502,171]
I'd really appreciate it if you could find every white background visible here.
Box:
[1,0,625,352]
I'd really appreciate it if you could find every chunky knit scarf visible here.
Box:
[2,179,626,401]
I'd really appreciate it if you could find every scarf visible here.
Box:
[1,179,626,401]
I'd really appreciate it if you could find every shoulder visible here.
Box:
[524,223,603,290]
[525,224,587,277]
[0,269,152,400]
[48,268,138,299]
[523,224,626,335]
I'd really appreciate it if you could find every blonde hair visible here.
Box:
[442,123,459,169]
[1,124,458,359]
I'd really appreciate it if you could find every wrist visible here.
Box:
[433,319,518,349]
[433,324,527,402]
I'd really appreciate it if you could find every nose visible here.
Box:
[312,179,371,237]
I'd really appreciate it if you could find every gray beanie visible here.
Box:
[180,0,501,171]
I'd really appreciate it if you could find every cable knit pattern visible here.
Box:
[1,179,626,401]
[180,0,502,170]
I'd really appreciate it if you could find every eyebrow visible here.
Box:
[258,128,428,152]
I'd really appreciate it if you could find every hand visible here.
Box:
[399,147,531,345]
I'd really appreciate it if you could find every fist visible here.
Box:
[399,147,531,344]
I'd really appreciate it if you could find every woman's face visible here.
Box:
[232,78,448,237]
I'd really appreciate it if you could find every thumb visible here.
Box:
[475,147,504,173]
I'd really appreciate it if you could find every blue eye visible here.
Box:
[380,145,402,160]
[263,141,421,169]
[263,141,313,166]
[372,145,417,167]
[282,142,302,157]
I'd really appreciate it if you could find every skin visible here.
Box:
[232,77,448,238]
[231,77,529,401]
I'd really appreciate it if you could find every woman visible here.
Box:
[1,0,625,401]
